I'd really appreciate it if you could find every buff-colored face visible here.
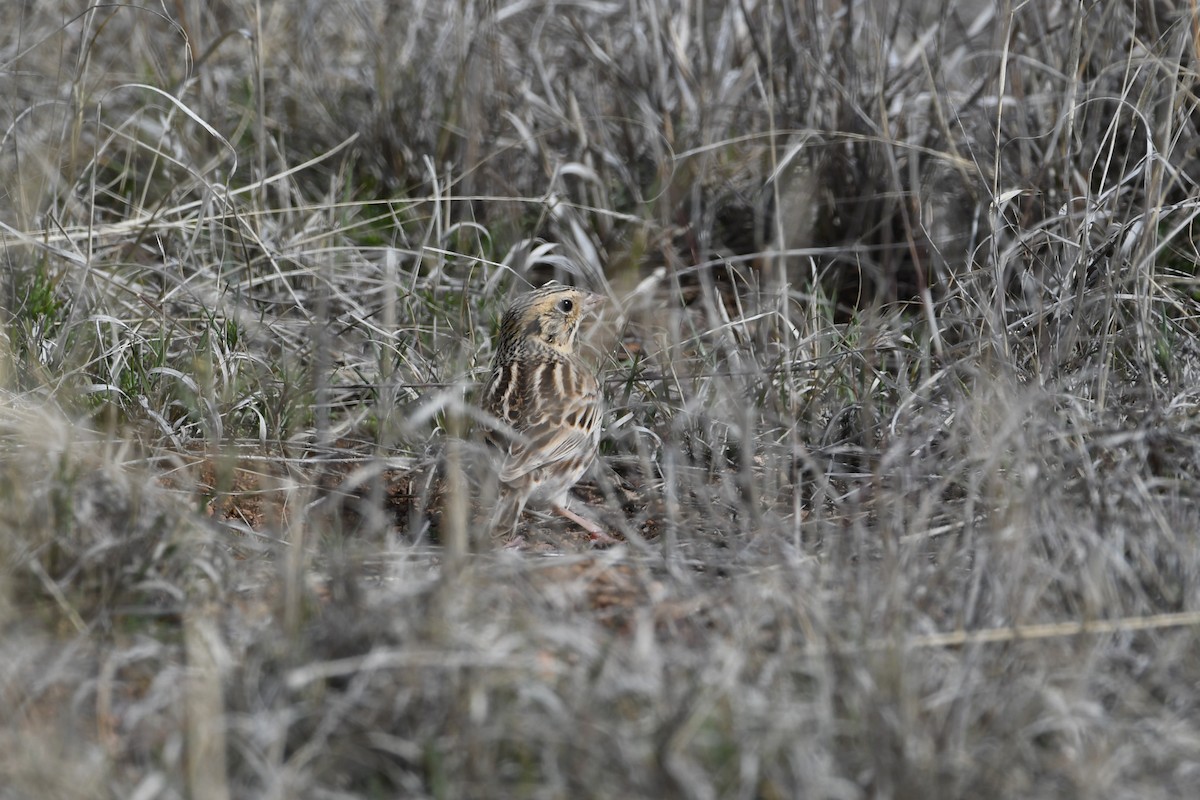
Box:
[498,284,605,355]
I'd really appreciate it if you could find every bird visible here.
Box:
[480,282,612,542]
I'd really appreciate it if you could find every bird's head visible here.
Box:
[498,282,605,355]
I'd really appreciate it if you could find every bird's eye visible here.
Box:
[557,298,574,313]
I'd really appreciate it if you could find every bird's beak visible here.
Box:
[583,293,607,314]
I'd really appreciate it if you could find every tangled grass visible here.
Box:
[2,1,1200,797]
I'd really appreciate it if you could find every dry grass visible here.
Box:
[2,1,1200,797]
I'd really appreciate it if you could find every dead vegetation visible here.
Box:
[2,1,1200,797]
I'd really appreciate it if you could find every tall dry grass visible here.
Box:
[2,1,1199,797]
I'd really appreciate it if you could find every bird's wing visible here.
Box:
[484,354,599,484]
[498,390,599,483]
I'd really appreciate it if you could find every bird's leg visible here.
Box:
[488,490,524,537]
[552,500,618,545]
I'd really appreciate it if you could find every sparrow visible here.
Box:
[481,282,611,541]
